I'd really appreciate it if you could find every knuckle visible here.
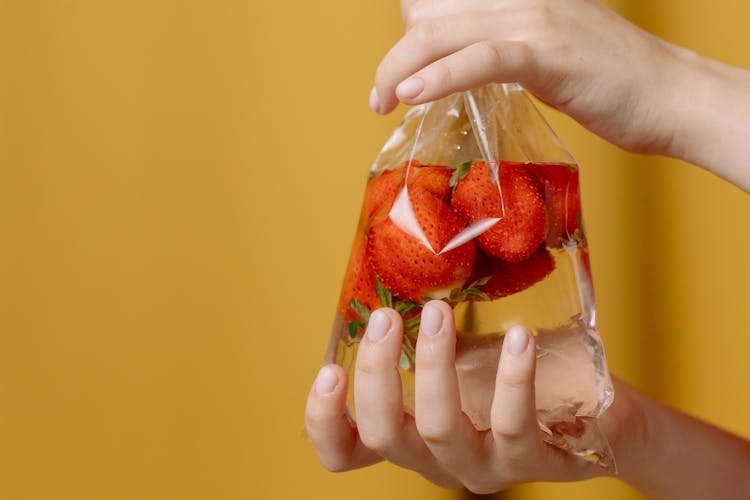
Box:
[305,400,337,430]
[528,0,556,28]
[354,354,381,376]
[354,345,390,376]
[476,40,508,69]
[415,419,454,446]
[497,371,529,392]
[430,60,454,88]
[491,422,526,443]
[358,428,398,454]
[304,408,328,429]
[410,20,444,48]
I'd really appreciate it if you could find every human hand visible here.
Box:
[306,301,750,496]
[305,301,616,493]
[369,0,698,159]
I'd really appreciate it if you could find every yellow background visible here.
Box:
[1,1,748,499]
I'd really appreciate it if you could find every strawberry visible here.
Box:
[451,161,547,262]
[361,161,453,226]
[408,164,452,201]
[368,186,476,302]
[528,163,582,247]
[338,230,381,326]
[467,247,556,300]
[361,167,406,225]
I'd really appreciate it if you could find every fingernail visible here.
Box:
[369,86,380,112]
[506,326,530,355]
[366,309,390,342]
[396,77,424,99]
[420,303,443,337]
[314,366,338,395]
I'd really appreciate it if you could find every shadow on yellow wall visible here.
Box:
[1,1,748,499]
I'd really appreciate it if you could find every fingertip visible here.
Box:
[369,86,380,113]
[420,301,444,337]
[424,299,453,313]
[314,364,340,396]
[419,300,454,337]
[379,306,406,330]
[378,97,399,115]
[504,326,533,356]
[370,80,399,114]
[306,365,348,432]
[370,85,399,115]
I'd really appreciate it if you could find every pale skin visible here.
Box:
[306,0,750,497]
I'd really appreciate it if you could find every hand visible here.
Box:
[305,301,612,493]
[306,304,750,497]
[369,0,701,159]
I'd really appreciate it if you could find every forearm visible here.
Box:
[611,381,750,499]
[667,46,750,193]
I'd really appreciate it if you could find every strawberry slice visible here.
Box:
[467,247,556,300]
[528,163,582,247]
[451,161,547,262]
[368,186,476,303]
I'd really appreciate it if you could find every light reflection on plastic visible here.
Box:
[388,185,501,255]
[388,185,435,254]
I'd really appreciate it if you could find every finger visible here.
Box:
[414,301,487,483]
[490,326,542,456]
[354,308,461,487]
[354,308,408,451]
[395,40,539,107]
[305,364,382,471]
[374,13,508,114]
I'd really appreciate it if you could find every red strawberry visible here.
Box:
[408,164,452,201]
[361,167,406,225]
[368,187,476,302]
[360,161,453,226]
[338,230,380,324]
[467,247,556,300]
[451,161,547,262]
[529,163,582,247]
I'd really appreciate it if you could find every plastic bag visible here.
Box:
[324,83,615,470]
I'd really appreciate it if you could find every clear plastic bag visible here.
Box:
[324,83,615,470]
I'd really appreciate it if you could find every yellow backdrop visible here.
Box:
[1,1,748,499]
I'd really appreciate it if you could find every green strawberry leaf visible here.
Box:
[471,275,491,287]
[403,315,421,332]
[374,275,393,309]
[349,298,371,322]
[448,161,472,188]
[463,288,491,302]
[348,321,364,339]
[395,300,420,316]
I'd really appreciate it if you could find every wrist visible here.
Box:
[598,378,653,480]
[660,45,750,191]
[660,45,719,162]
